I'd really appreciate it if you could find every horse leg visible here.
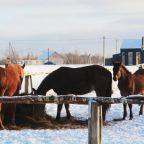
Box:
[139,104,143,115]
[8,104,16,126]
[0,89,6,129]
[56,104,63,120]
[1,104,5,123]
[64,104,71,119]
[0,103,4,129]
[123,103,127,120]
[128,104,133,120]
[6,90,17,126]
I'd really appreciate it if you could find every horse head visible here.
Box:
[19,63,25,82]
[112,61,122,81]
[32,88,37,95]
[5,63,25,84]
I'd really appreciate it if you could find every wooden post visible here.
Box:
[25,75,33,94]
[29,75,33,91]
[88,100,102,144]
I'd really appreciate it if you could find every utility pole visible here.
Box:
[116,39,118,54]
[9,42,11,63]
[48,48,49,62]
[103,36,105,66]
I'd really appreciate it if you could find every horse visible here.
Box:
[33,65,112,122]
[0,63,25,129]
[112,61,144,120]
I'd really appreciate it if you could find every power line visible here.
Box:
[0,37,142,43]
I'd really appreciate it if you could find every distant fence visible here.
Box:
[1,75,143,144]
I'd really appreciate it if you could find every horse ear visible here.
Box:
[22,63,25,69]
[5,64,8,68]
[118,61,122,66]
[112,60,122,66]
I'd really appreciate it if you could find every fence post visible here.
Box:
[25,75,33,94]
[88,100,102,144]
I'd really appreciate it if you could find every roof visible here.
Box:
[121,39,142,49]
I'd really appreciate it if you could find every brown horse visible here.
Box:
[112,61,144,120]
[33,65,112,122]
[0,63,25,129]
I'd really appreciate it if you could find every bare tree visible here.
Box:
[63,52,103,64]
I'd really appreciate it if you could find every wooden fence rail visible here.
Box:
[0,95,144,104]
[0,95,144,144]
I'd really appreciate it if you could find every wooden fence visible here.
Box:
[1,94,144,144]
[1,75,144,144]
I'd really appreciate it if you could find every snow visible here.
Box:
[1,64,144,144]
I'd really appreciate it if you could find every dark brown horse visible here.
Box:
[34,65,112,122]
[0,63,25,129]
[112,61,144,120]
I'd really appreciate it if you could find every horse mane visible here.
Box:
[121,64,132,74]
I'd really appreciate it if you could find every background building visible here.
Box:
[39,51,64,65]
[113,37,144,65]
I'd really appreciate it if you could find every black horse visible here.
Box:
[34,65,112,121]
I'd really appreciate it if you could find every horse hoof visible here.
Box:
[139,112,143,115]
[113,118,124,121]
[129,117,133,120]
[0,125,5,130]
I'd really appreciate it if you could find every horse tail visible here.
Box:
[102,72,112,121]
[105,72,113,98]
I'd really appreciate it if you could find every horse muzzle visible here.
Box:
[113,76,117,81]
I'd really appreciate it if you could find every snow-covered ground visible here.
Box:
[1,64,144,144]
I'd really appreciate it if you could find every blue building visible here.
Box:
[113,37,144,65]
[38,50,64,64]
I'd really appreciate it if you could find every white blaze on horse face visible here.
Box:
[114,70,121,81]
[113,66,121,81]
[117,68,122,80]
[115,75,119,81]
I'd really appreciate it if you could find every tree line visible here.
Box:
[63,52,103,64]
[0,50,103,65]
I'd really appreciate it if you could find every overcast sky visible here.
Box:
[0,0,144,58]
